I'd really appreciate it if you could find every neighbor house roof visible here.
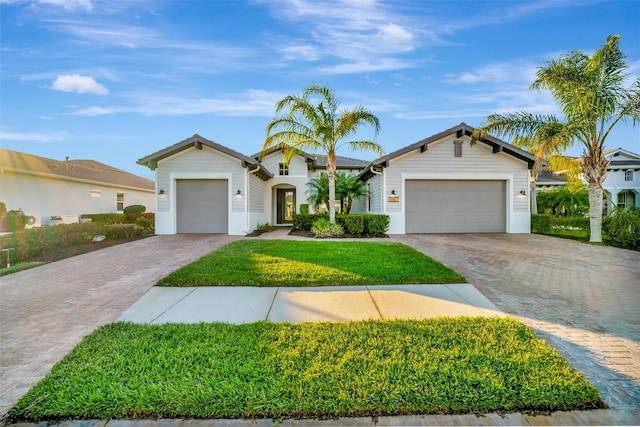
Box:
[537,169,569,185]
[358,123,536,181]
[138,134,273,180]
[0,148,154,191]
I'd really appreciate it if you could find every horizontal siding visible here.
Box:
[386,136,529,213]
[369,174,382,213]
[157,146,245,212]
[249,173,264,212]
[261,152,308,177]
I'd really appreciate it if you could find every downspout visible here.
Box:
[247,166,261,232]
[369,165,383,213]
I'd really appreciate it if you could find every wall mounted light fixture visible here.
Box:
[391,189,396,195]
[158,188,165,195]
[236,189,242,195]
[520,190,527,195]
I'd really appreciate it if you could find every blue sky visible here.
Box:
[1,0,639,180]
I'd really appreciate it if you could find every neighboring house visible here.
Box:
[137,123,536,235]
[534,148,640,212]
[601,148,640,211]
[0,148,155,226]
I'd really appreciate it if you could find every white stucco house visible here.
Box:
[0,148,155,227]
[137,123,536,235]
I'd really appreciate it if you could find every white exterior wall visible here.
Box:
[0,170,154,226]
[247,171,268,231]
[154,146,248,235]
[381,136,530,234]
[261,153,311,222]
[602,166,640,207]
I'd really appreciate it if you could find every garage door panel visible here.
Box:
[406,180,505,233]
[177,179,228,233]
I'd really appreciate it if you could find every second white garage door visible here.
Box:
[176,179,228,233]
[405,180,506,233]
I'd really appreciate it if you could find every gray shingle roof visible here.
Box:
[0,148,154,191]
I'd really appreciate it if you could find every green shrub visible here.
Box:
[363,214,390,235]
[531,214,552,233]
[292,214,328,231]
[603,207,640,251]
[135,217,155,233]
[80,213,126,224]
[255,222,276,233]
[311,218,344,238]
[299,204,309,215]
[342,214,365,234]
[6,210,27,232]
[550,217,590,231]
[123,205,146,223]
[0,223,147,264]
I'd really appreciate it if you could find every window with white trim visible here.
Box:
[117,193,124,211]
[279,162,289,176]
[625,170,633,182]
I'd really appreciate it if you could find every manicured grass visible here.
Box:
[158,240,465,286]
[0,262,44,277]
[9,318,605,422]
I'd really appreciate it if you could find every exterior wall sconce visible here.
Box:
[391,189,396,195]
[236,189,242,195]
[158,188,165,195]
[520,190,527,196]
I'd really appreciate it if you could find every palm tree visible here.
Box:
[307,172,330,213]
[336,172,368,214]
[474,35,640,242]
[264,84,383,223]
[474,123,571,214]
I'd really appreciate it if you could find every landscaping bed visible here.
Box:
[157,240,465,286]
[8,318,605,422]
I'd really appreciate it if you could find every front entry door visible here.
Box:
[276,189,296,224]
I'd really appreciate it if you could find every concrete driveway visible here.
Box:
[394,233,640,410]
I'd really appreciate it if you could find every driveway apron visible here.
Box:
[394,233,640,410]
[0,234,237,415]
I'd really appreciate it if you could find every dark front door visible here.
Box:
[276,189,296,224]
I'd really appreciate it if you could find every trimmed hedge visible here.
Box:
[80,213,126,224]
[123,205,146,223]
[0,223,148,265]
[293,213,390,236]
[531,214,551,233]
[550,217,590,231]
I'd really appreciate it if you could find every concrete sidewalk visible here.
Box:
[118,283,505,324]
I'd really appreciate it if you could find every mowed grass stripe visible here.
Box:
[157,240,465,287]
[9,318,605,421]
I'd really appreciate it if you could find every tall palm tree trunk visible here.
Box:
[530,180,538,214]
[583,149,609,242]
[327,152,337,223]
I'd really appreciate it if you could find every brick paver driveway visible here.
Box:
[0,234,236,415]
[395,233,640,409]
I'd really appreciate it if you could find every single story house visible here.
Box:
[0,148,155,227]
[137,123,536,235]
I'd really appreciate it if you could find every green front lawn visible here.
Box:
[158,240,465,287]
[9,318,605,422]
[0,262,44,277]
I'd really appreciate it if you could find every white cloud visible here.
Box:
[318,59,414,74]
[0,0,93,12]
[70,89,286,117]
[0,131,65,143]
[52,74,109,95]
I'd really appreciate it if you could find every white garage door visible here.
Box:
[405,180,506,233]
[176,179,228,233]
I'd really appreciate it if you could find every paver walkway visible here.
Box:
[395,233,640,411]
[0,234,237,414]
